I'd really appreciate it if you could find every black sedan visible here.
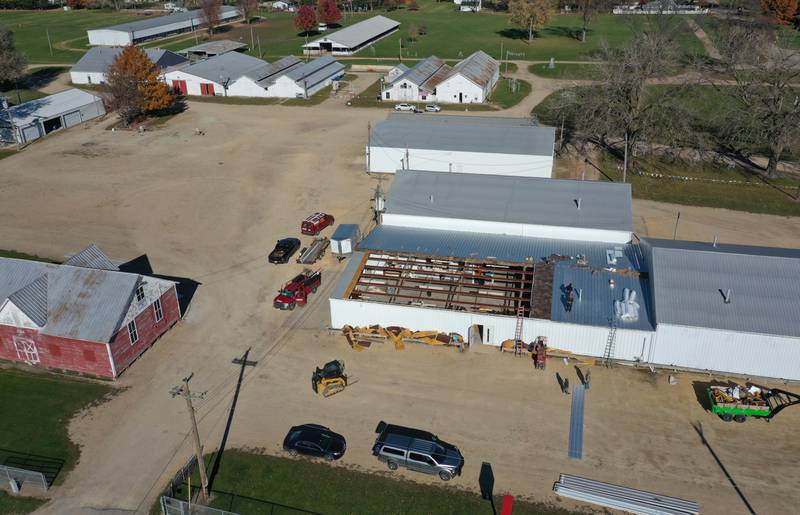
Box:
[283,424,346,461]
[268,238,301,264]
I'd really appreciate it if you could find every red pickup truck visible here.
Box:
[273,271,322,310]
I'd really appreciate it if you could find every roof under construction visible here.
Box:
[384,170,633,234]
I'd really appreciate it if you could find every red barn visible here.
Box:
[0,245,181,379]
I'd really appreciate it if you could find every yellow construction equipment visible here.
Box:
[312,360,348,398]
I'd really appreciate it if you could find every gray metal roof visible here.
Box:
[371,114,555,156]
[284,55,345,88]
[251,55,302,84]
[390,56,448,87]
[304,15,399,49]
[642,238,800,337]
[8,274,48,327]
[3,89,103,127]
[330,251,365,299]
[72,47,187,73]
[359,225,642,269]
[550,262,654,331]
[385,170,633,233]
[0,258,139,342]
[178,39,248,56]
[447,50,498,88]
[64,244,119,271]
[95,6,239,34]
[176,51,269,83]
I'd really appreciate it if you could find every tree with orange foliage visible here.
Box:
[760,0,798,25]
[317,0,342,25]
[295,5,318,34]
[104,45,174,126]
[66,0,89,8]
[201,0,222,33]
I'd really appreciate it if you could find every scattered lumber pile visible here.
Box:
[342,325,464,352]
[710,384,769,411]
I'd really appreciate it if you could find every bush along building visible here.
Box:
[0,245,181,379]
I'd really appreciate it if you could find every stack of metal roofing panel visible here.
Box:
[567,385,585,459]
[553,474,699,515]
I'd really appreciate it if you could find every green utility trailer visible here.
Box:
[707,386,800,423]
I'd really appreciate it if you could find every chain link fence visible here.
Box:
[161,496,238,515]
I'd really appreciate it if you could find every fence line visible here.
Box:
[161,496,238,515]
[1,464,48,491]
[632,170,769,186]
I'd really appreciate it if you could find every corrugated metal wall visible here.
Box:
[368,146,553,177]
[329,298,652,361]
[653,324,800,380]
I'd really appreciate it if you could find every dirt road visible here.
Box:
[0,101,798,515]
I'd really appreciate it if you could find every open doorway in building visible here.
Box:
[320,41,333,52]
[470,324,483,345]
[459,92,463,103]
[42,116,62,135]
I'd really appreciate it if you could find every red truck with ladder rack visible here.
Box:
[273,270,322,310]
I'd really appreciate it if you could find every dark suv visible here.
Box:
[372,421,464,481]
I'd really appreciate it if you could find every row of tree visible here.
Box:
[551,14,799,178]
[294,0,342,34]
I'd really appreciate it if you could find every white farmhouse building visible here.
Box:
[382,51,498,104]
[70,47,187,85]
[368,114,555,177]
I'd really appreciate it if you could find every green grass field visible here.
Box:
[144,1,704,61]
[0,491,45,515]
[596,153,800,217]
[528,62,602,80]
[0,9,140,63]
[176,450,578,515]
[491,77,531,108]
[0,369,115,489]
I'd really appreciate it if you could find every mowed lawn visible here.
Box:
[0,369,115,485]
[149,1,704,61]
[179,450,578,515]
[0,9,140,63]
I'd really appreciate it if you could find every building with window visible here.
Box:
[87,7,242,46]
[0,245,181,379]
[70,47,187,85]
[381,51,499,104]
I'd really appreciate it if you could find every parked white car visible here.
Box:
[425,104,441,112]
[318,23,328,32]
[394,103,415,112]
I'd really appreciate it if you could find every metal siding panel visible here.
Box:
[653,324,800,380]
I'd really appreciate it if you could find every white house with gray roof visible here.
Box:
[70,47,187,85]
[382,51,499,103]
[368,114,555,177]
[302,15,400,55]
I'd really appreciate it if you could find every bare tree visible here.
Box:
[559,16,690,170]
[576,0,606,42]
[713,22,800,178]
[237,0,259,23]
[201,0,222,34]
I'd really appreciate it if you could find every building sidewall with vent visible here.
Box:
[367,147,554,178]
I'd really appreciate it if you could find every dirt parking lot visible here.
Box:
[1,100,799,515]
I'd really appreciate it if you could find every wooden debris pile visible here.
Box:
[342,325,464,352]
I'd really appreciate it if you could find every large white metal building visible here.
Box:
[329,171,800,381]
[87,7,241,46]
[0,89,105,145]
[368,114,556,177]
[302,16,400,55]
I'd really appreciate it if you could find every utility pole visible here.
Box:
[672,211,681,240]
[257,35,263,59]
[405,146,409,170]
[171,374,209,502]
[367,121,371,172]
[623,131,628,183]
[399,39,402,61]
[250,25,255,50]
[46,28,53,57]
